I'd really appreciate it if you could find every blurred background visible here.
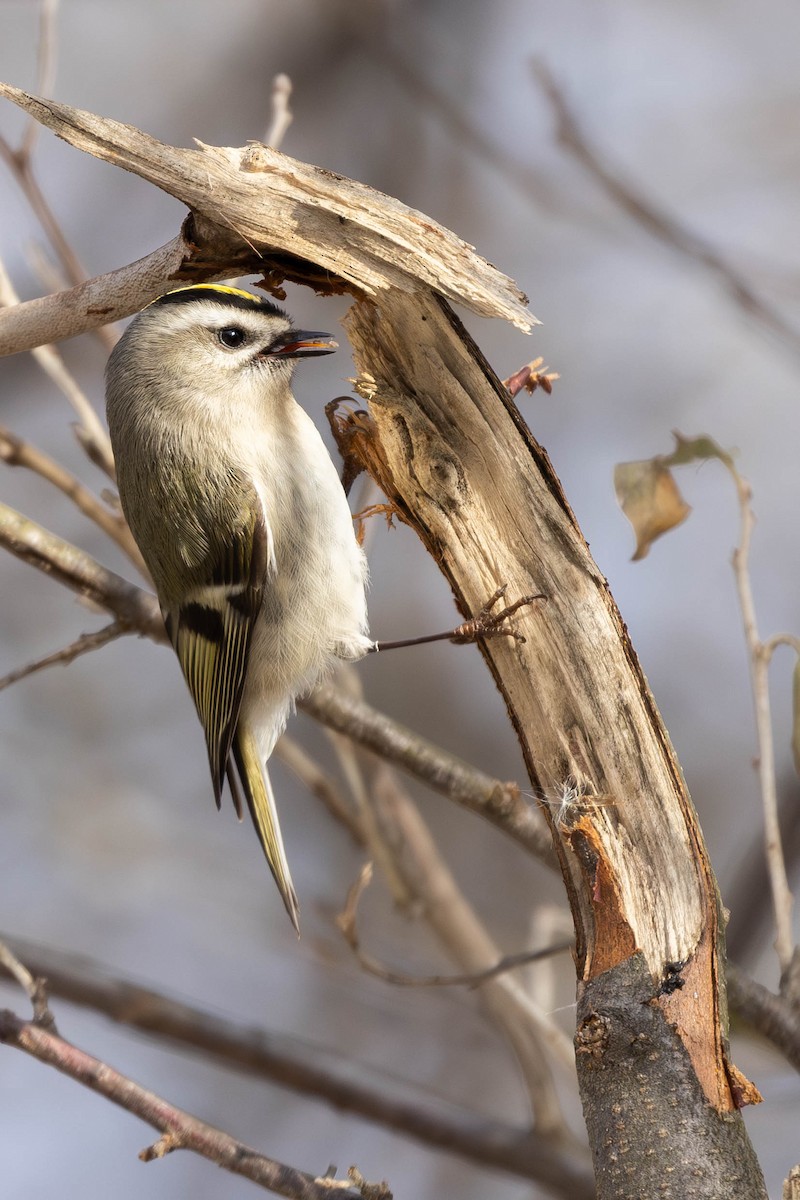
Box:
[2,0,800,1196]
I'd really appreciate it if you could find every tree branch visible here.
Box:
[0,1007,382,1200]
[727,962,800,1074]
[0,621,124,692]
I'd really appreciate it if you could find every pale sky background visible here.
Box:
[2,1,800,1197]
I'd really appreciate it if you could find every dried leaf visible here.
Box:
[664,431,735,473]
[614,459,691,560]
[615,431,737,560]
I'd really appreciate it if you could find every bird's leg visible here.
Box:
[370,585,545,653]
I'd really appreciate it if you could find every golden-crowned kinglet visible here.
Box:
[105,284,371,931]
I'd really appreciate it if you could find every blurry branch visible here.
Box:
[728,461,796,974]
[19,0,59,161]
[0,1008,381,1200]
[0,423,145,570]
[0,934,595,1198]
[379,44,560,213]
[302,684,555,867]
[274,734,365,845]
[0,621,123,693]
[263,73,293,151]
[0,2,118,354]
[727,962,800,1074]
[0,938,54,1029]
[726,778,800,965]
[338,863,572,988]
[0,256,115,475]
[533,61,800,360]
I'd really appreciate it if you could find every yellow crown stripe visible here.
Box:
[164,284,262,303]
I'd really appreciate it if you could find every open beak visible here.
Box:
[268,331,338,359]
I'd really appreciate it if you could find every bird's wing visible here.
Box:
[163,505,269,808]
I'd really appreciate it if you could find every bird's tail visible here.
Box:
[232,721,299,934]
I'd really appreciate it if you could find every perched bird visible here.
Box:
[105,284,371,931]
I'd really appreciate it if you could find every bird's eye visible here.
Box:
[217,327,247,349]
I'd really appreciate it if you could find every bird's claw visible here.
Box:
[450,585,545,645]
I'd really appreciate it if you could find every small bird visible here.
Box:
[105,284,371,931]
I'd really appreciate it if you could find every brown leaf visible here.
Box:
[614,459,692,560]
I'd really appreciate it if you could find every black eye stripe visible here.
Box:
[218,327,248,349]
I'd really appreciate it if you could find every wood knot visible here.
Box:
[424,453,466,510]
[576,1011,610,1059]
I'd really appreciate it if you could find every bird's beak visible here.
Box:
[266,331,338,359]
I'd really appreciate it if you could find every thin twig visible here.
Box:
[729,466,795,972]
[533,60,800,360]
[19,0,60,161]
[0,0,119,357]
[338,863,572,989]
[263,74,293,151]
[0,1008,380,1200]
[0,256,116,476]
[0,622,124,693]
[0,938,55,1028]
[762,633,800,663]
[0,934,594,1196]
[0,423,145,570]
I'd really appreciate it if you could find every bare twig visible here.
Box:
[0,256,115,475]
[729,466,795,972]
[0,423,144,569]
[338,863,572,989]
[264,74,293,151]
[301,684,555,867]
[0,1,120,355]
[0,1007,381,1200]
[533,60,800,359]
[0,939,55,1028]
[19,0,59,160]
[0,935,594,1197]
[0,621,124,693]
